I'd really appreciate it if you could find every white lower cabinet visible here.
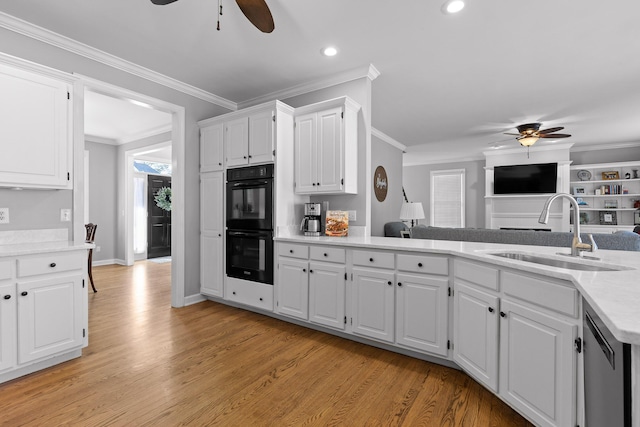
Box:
[0,249,87,384]
[499,299,577,427]
[309,261,346,330]
[200,235,224,298]
[276,257,309,320]
[226,277,274,311]
[17,274,84,364]
[0,282,16,372]
[453,259,579,427]
[453,281,500,392]
[351,267,395,343]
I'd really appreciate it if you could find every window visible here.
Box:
[430,169,465,227]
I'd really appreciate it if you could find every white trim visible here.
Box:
[483,142,574,157]
[184,293,207,306]
[371,127,407,151]
[0,11,236,110]
[78,76,186,308]
[238,64,381,109]
[85,135,118,145]
[92,259,124,267]
[570,141,640,153]
[121,125,172,145]
[404,154,485,166]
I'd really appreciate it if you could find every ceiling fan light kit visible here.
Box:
[442,0,465,14]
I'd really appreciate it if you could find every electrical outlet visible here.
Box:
[96,246,101,252]
[348,210,357,221]
[0,208,9,224]
[60,209,71,222]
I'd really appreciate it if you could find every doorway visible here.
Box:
[147,175,172,258]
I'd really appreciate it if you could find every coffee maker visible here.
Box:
[300,202,322,236]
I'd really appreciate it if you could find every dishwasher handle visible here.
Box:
[586,310,616,369]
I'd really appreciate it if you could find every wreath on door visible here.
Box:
[154,187,172,211]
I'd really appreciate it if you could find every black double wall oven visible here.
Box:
[226,164,274,285]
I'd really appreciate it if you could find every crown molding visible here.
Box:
[85,135,118,145]
[483,142,574,157]
[570,141,640,152]
[0,11,237,110]
[371,127,406,152]
[238,64,381,109]
[403,154,485,167]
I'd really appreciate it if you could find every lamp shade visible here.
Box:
[400,202,425,222]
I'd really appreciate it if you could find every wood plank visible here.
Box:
[0,261,533,426]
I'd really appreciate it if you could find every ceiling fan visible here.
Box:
[150,0,275,33]
[504,122,571,147]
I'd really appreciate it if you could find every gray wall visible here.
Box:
[85,141,117,263]
[0,188,72,232]
[283,78,372,230]
[0,28,230,299]
[403,159,485,228]
[370,135,404,236]
[571,146,640,165]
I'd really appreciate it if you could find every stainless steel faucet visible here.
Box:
[539,193,597,257]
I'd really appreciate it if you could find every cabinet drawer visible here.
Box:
[17,252,84,278]
[0,260,12,280]
[310,246,345,263]
[278,243,308,259]
[226,278,274,311]
[501,271,578,318]
[454,259,499,291]
[352,250,395,269]
[397,253,448,275]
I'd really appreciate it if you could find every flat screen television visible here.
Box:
[494,162,558,194]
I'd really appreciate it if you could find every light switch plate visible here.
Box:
[0,208,9,224]
[60,208,71,222]
[348,210,357,221]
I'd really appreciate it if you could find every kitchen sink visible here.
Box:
[488,252,632,272]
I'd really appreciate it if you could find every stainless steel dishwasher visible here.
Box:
[583,297,632,427]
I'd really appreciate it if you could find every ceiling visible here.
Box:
[2,0,640,164]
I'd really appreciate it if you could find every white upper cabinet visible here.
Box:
[200,123,224,172]
[0,61,72,189]
[225,110,275,167]
[294,97,360,195]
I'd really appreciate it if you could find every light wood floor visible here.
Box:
[0,261,533,426]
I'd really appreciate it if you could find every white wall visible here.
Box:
[403,159,485,228]
[371,134,404,236]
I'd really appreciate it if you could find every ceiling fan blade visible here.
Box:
[538,127,564,135]
[503,133,521,136]
[150,0,178,5]
[236,0,275,33]
[539,133,571,138]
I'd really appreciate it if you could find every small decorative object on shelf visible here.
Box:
[579,212,589,224]
[577,170,592,181]
[602,171,620,180]
[604,200,618,209]
[625,172,631,179]
[634,169,639,179]
[573,186,586,195]
[599,211,617,225]
[576,197,588,206]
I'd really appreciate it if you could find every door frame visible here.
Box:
[75,75,186,308]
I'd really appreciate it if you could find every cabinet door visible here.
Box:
[453,281,499,392]
[276,258,309,320]
[316,107,344,192]
[294,112,317,193]
[201,235,223,298]
[200,172,224,236]
[396,273,449,356]
[499,299,577,427]
[200,123,224,172]
[309,261,346,330]
[248,110,274,164]
[226,117,249,167]
[17,275,83,364]
[351,267,395,343]
[0,283,16,372]
[0,63,71,189]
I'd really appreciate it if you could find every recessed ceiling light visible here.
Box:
[442,0,465,14]
[322,46,338,57]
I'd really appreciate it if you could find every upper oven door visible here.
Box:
[226,177,273,230]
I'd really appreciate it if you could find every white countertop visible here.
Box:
[0,241,94,257]
[276,235,640,345]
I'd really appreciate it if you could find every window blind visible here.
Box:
[430,169,465,227]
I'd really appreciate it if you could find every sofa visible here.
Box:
[409,225,640,252]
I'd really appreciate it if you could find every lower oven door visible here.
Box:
[226,229,273,285]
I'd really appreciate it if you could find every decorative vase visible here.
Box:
[633,169,639,179]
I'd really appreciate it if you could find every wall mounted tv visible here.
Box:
[493,162,558,194]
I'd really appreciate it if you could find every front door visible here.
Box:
[147,175,171,259]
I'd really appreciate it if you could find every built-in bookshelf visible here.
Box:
[570,161,640,232]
